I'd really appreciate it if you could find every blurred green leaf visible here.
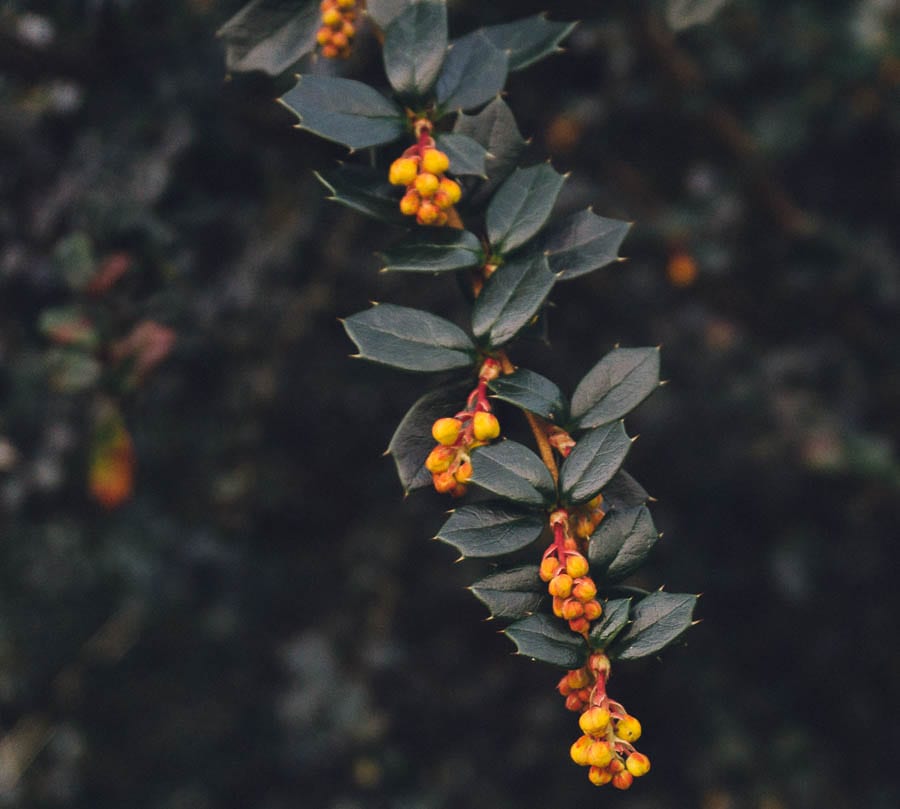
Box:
[560,422,631,505]
[39,307,99,352]
[383,1,448,100]
[470,565,543,619]
[437,502,545,558]
[570,348,661,430]
[480,14,577,72]
[45,349,102,393]
[588,598,631,648]
[489,369,568,422]
[380,229,483,273]
[472,254,555,347]
[609,592,698,660]
[279,77,405,150]
[470,440,556,507]
[505,614,586,668]
[435,31,508,113]
[666,0,730,31]
[53,233,95,291]
[588,506,659,582]
[343,304,475,372]
[487,164,565,254]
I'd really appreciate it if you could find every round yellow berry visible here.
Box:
[414,172,440,198]
[472,411,500,441]
[439,177,461,204]
[432,417,462,446]
[615,715,642,743]
[389,157,419,186]
[421,148,450,175]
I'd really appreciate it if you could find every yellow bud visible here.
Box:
[547,573,573,598]
[454,461,472,484]
[566,668,590,690]
[416,201,440,225]
[611,771,633,790]
[331,31,348,49]
[389,157,419,186]
[432,470,457,494]
[587,741,614,768]
[321,43,339,58]
[433,190,453,210]
[399,190,421,216]
[421,148,450,175]
[432,417,462,446]
[316,27,332,46]
[414,172,440,198]
[439,177,461,204]
[472,411,500,441]
[539,556,560,582]
[561,599,584,621]
[615,715,642,743]
[569,735,592,767]
[573,577,597,602]
[566,553,589,578]
[341,20,356,38]
[583,599,603,621]
[625,752,651,777]
[425,445,455,473]
[337,0,355,8]
[588,766,613,786]
[322,8,342,27]
[578,706,611,736]
[575,515,594,539]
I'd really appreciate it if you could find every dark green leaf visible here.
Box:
[588,506,658,582]
[470,440,556,507]
[434,133,489,178]
[588,598,631,648]
[53,232,95,291]
[367,0,412,28]
[454,98,526,201]
[217,0,319,75]
[559,422,632,505]
[316,166,408,225]
[609,592,698,661]
[45,349,102,393]
[481,14,577,72]
[666,0,730,31]
[537,209,632,281]
[435,31,508,113]
[382,1,448,100]
[505,614,586,668]
[470,566,543,619]
[489,369,568,422]
[388,384,470,492]
[380,229,482,273]
[343,303,475,372]
[570,347,661,430]
[39,307,99,352]
[279,76,405,150]
[436,502,545,558]
[472,254,555,347]
[602,470,650,509]
[486,164,566,254]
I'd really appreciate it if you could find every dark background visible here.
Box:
[1,1,899,807]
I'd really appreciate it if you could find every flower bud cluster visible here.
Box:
[562,653,651,789]
[389,137,462,227]
[424,359,501,497]
[540,499,606,634]
[317,0,357,59]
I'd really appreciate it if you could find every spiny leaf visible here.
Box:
[505,614,587,668]
[436,502,545,558]
[435,31,508,113]
[588,598,632,648]
[279,76,405,150]
[537,209,632,281]
[570,347,661,430]
[609,592,698,661]
[217,0,320,76]
[470,566,543,619]
[486,164,565,255]
[367,0,413,29]
[434,133,489,178]
[470,440,556,507]
[315,166,408,226]
[382,0,448,100]
[472,254,556,347]
[488,369,568,422]
[588,506,658,582]
[480,14,577,72]
[343,303,475,372]
[602,469,650,509]
[559,421,632,506]
[380,229,483,273]
[388,384,471,493]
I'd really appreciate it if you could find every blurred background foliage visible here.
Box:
[1,0,898,807]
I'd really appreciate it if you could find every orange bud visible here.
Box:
[552,596,565,618]
[625,752,651,777]
[588,652,611,679]
[588,766,613,786]
[612,770,634,790]
[331,31,348,49]
[587,740,614,768]
[389,157,419,186]
[575,516,594,539]
[578,706,611,736]
[425,445,455,473]
[316,27,332,46]
[322,8,342,27]
[557,674,572,696]
[450,483,468,498]
[341,20,356,38]
[615,715,642,743]
[433,190,453,210]
[565,693,584,712]
[321,43,340,58]
[414,172,440,198]
[583,600,603,621]
[547,573,573,598]
[454,461,472,484]
[432,471,456,494]
[416,201,440,225]
[434,211,448,227]
[439,177,462,204]
[573,577,597,602]
[472,411,500,441]
[561,599,584,621]
[566,668,590,690]
[432,417,462,446]
[566,553,590,578]
[569,735,592,767]
[337,0,355,8]
[568,616,590,634]
[539,556,561,582]
[399,190,421,216]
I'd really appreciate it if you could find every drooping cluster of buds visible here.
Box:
[540,502,606,634]
[424,358,502,496]
[388,124,462,226]
[317,0,357,59]
[561,653,651,789]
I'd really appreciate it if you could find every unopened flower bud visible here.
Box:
[416,201,441,225]
[425,445,455,473]
[547,573,573,598]
[565,693,583,712]
[454,461,472,484]
[341,20,356,37]
[587,740,614,768]
[566,553,590,578]
[569,735,592,767]
[615,715,642,743]
[573,577,597,602]
[321,43,340,58]
[472,411,500,441]
[389,157,419,186]
[337,0,355,8]
[557,674,572,696]
[331,31,348,49]
[399,190,421,216]
[414,172,440,198]
[552,596,565,617]
[561,599,584,621]
[625,752,651,777]
[439,177,462,204]
[450,482,468,498]
[583,600,603,621]
[612,770,634,790]
[566,668,590,690]
[575,516,594,539]
[539,555,561,582]
[432,471,457,494]
[432,417,462,446]
[421,148,450,175]
[433,190,453,210]
[578,706,611,736]
[316,27,332,45]
[588,652,611,679]
[569,616,590,634]
[588,766,613,786]
[322,8,342,27]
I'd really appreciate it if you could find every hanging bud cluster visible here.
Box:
[562,653,651,790]
[425,358,502,496]
[316,0,357,59]
[388,124,462,226]
[540,501,606,634]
